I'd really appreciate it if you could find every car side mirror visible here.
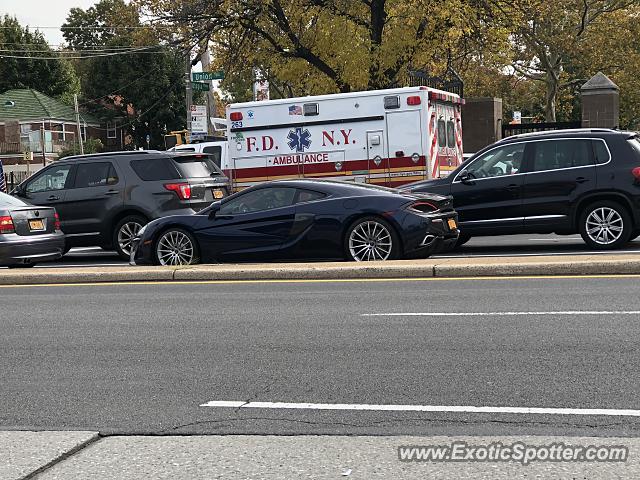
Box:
[458,170,475,185]
[208,203,221,219]
[12,185,26,197]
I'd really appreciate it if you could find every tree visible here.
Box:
[138,0,508,99]
[63,0,186,150]
[0,15,80,101]
[509,0,638,122]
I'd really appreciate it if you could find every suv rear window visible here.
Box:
[172,155,224,178]
[130,158,180,181]
[593,139,611,164]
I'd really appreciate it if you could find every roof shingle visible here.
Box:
[0,89,100,125]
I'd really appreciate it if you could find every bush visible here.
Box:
[57,138,104,159]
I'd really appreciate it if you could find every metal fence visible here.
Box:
[2,170,31,192]
[502,121,582,138]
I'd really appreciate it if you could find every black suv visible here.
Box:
[12,151,230,259]
[406,128,640,250]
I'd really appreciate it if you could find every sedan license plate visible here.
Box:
[29,219,44,231]
[213,189,224,199]
[447,218,457,230]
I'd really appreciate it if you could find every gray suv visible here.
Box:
[12,151,230,259]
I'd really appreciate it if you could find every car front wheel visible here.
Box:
[345,217,400,262]
[579,201,632,250]
[155,228,199,266]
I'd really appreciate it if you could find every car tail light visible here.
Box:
[408,201,439,213]
[632,167,640,182]
[230,112,243,121]
[407,96,421,106]
[164,182,192,200]
[0,215,15,234]
[54,212,61,231]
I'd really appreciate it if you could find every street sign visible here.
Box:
[192,82,210,92]
[190,105,208,135]
[192,71,224,82]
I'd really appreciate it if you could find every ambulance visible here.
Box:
[224,86,464,190]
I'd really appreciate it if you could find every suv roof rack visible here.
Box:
[62,150,163,161]
[500,128,617,142]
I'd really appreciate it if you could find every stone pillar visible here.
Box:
[461,97,503,153]
[581,72,619,129]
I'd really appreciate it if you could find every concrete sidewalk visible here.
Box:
[3,432,640,479]
[3,253,640,285]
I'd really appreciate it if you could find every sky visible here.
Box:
[0,0,99,45]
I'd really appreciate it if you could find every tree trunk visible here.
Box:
[367,0,387,89]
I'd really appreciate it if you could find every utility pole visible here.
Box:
[74,94,84,155]
[185,48,193,139]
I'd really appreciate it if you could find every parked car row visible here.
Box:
[2,128,640,267]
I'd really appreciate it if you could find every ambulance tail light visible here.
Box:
[407,96,421,106]
[230,112,243,121]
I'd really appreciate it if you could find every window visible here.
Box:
[594,139,611,164]
[463,143,526,179]
[303,103,319,116]
[107,122,117,139]
[446,120,456,148]
[437,119,447,148]
[384,96,400,109]
[73,162,118,188]
[202,146,222,168]
[296,189,326,203]
[0,192,27,207]
[25,164,72,193]
[531,139,593,172]
[219,187,297,215]
[172,155,223,177]
[131,158,180,181]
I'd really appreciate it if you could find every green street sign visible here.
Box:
[192,71,224,81]
[192,81,210,92]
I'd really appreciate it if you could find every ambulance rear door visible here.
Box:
[385,109,425,186]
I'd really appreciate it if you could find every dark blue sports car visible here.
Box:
[131,179,458,265]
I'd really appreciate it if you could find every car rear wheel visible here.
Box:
[114,215,146,260]
[579,201,632,250]
[155,228,199,266]
[345,217,400,262]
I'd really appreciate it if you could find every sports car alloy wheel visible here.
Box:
[348,220,393,261]
[117,221,143,257]
[156,230,195,266]
[585,207,624,245]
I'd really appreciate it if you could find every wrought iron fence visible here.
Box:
[502,121,582,138]
[2,170,31,192]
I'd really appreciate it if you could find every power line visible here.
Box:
[78,67,162,107]
[0,45,165,60]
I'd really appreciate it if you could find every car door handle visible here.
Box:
[505,184,520,191]
[215,214,234,220]
[47,195,59,201]
[105,190,120,195]
[576,177,590,184]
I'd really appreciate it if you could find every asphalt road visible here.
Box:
[2,275,640,437]
[12,233,640,269]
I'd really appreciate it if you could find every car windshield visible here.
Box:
[172,155,224,178]
[0,191,27,207]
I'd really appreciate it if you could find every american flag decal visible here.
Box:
[288,105,302,116]
[0,160,6,193]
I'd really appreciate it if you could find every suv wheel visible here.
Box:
[114,215,146,260]
[579,201,632,249]
[155,228,199,266]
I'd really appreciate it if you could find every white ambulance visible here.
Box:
[225,86,464,190]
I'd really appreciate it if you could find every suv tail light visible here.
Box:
[632,167,640,182]
[54,212,61,231]
[0,216,15,234]
[164,182,192,200]
[408,201,439,213]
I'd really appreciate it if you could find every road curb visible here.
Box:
[3,255,640,285]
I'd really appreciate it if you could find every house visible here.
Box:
[0,89,122,165]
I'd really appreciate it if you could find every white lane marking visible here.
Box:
[362,311,640,317]
[69,247,103,252]
[526,238,582,242]
[200,401,640,417]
